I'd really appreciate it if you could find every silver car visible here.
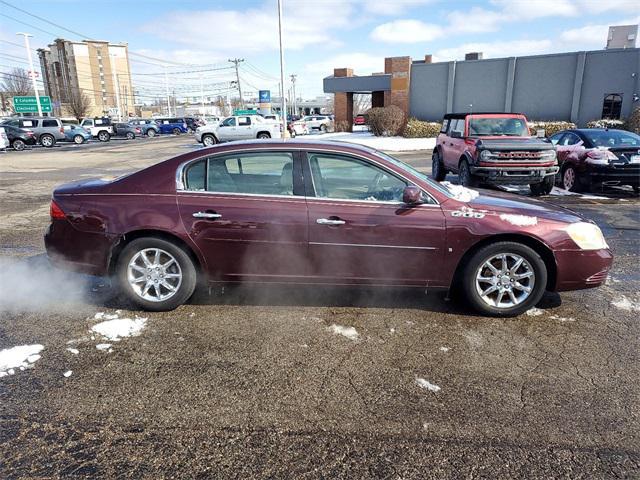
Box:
[0,116,65,147]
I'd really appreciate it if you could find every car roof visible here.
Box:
[198,138,384,155]
[443,112,524,119]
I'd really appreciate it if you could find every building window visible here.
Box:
[602,94,623,119]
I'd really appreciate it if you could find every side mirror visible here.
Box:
[450,131,462,138]
[403,186,422,205]
[536,129,545,138]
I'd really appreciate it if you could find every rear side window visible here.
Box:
[20,119,36,128]
[185,160,206,191]
[42,120,58,128]
[238,117,251,126]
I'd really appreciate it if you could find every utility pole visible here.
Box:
[200,73,205,115]
[228,58,244,109]
[16,32,42,116]
[290,74,297,118]
[111,55,122,121]
[164,65,171,117]
[277,0,287,136]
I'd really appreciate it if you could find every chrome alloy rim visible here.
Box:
[127,248,182,302]
[563,168,575,190]
[475,253,535,308]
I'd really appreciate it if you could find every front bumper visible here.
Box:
[470,165,559,185]
[553,248,613,292]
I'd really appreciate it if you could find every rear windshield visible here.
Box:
[582,130,640,148]
[468,117,529,136]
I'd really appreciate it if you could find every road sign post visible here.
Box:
[13,96,53,114]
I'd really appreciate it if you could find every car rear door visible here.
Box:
[176,149,309,281]
[442,119,464,170]
[236,116,254,139]
[303,150,446,286]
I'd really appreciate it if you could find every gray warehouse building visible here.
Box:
[324,44,640,130]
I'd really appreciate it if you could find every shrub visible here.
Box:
[528,121,576,137]
[586,119,626,129]
[334,120,350,132]
[366,106,405,136]
[625,106,640,134]
[403,118,441,138]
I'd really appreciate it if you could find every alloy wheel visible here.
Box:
[563,167,575,191]
[475,253,535,309]
[127,248,183,302]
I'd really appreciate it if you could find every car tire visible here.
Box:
[73,134,85,145]
[98,131,110,142]
[147,129,156,138]
[289,130,296,138]
[431,150,446,181]
[459,160,477,187]
[320,124,327,133]
[202,134,217,146]
[257,132,271,139]
[11,139,26,151]
[462,241,547,317]
[40,134,55,148]
[172,128,181,135]
[561,165,582,192]
[116,237,197,312]
[126,132,135,140]
[529,175,554,196]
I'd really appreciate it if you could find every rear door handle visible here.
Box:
[193,211,222,219]
[316,218,345,225]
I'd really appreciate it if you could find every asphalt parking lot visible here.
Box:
[1,136,639,478]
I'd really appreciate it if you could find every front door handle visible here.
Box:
[316,218,345,225]
[193,211,222,219]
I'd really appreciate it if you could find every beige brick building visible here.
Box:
[38,39,134,119]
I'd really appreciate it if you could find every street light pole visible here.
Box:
[111,54,122,121]
[290,74,297,118]
[164,65,171,117]
[200,73,205,116]
[16,32,42,116]
[277,0,287,137]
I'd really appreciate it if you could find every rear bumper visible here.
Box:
[470,165,559,185]
[553,248,613,292]
[587,164,640,186]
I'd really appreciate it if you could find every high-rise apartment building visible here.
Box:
[38,38,134,118]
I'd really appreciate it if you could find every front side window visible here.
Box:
[558,133,581,146]
[183,152,295,196]
[308,153,407,202]
[221,117,236,127]
[81,120,91,127]
[602,94,623,120]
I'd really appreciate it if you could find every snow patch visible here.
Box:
[389,328,396,334]
[439,346,450,352]
[320,131,436,151]
[526,308,544,316]
[91,316,147,341]
[612,296,640,312]
[416,377,441,393]
[441,181,480,202]
[499,213,538,226]
[550,315,575,322]
[0,344,44,377]
[94,312,119,321]
[66,348,79,355]
[95,343,112,352]
[329,324,359,340]
[63,370,73,378]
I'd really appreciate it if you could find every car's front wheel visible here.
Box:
[202,134,217,146]
[431,150,446,181]
[172,128,181,135]
[116,237,197,311]
[147,129,156,137]
[98,131,110,142]
[126,132,135,140]
[462,241,547,317]
[73,134,85,144]
[459,160,477,187]
[561,165,583,192]
[529,175,554,196]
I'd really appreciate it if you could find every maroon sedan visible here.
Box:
[45,140,612,316]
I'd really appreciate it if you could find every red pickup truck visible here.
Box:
[432,112,559,195]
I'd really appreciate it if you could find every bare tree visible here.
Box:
[0,67,31,97]
[353,94,372,115]
[67,88,91,121]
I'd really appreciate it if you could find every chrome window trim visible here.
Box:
[175,145,440,205]
[310,242,437,250]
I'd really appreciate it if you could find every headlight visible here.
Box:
[480,150,493,161]
[566,222,609,250]
[540,150,557,161]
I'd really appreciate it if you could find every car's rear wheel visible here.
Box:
[172,128,181,135]
[431,150,446,181]
[459,160,477,187]
[126,132,135,140]
[320,124,327,133]
[529,175,554,196]
[257,132,271,139]
[12,139,26,151]
[116,238,197,311]
[40,134,55,148]
[462,241,547,317]
[202,134,217,146]
[147,129,156,137]
[73,134,85,144]
[561,165,582,192]
[98,131,110,142]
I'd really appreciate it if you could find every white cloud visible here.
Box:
[434,39,554,62]
[490,0,578,19]
[305,52,383,75]
[447,7,504,33]
[364,0,435,15]
[370,20,443,43]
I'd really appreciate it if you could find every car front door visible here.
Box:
[176,149,308,281]
[304,151,446,285]
[216,117,237,141]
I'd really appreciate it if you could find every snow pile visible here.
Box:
[320,131,436,151]
[612,296,640,313]
[63,370,73,378]
[441,181,480,202]
[439,346,450,352]
[550,315,575,322]
[0,344,44,378]
[416,378,441,393]
[96,343,113,352]
[66,347,79,355]
[499,213,538,227]
[526,308,544,316]
[328,324,359,340]
[91,312,147,341]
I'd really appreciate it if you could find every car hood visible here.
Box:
[443,185,583,224]
[474,137,554,151]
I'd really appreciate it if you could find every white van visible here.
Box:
[0,126,9,150]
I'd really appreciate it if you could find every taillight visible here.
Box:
[50,200,66,220]
[60,127,65,134]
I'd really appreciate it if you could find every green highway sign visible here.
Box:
[233,109,258,115]
[13,96,53,113]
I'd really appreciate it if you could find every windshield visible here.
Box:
[374,150,452,198]
[468,117,529,136]
[583,130,640,148]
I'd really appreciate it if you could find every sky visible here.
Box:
[0,0,638,102]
